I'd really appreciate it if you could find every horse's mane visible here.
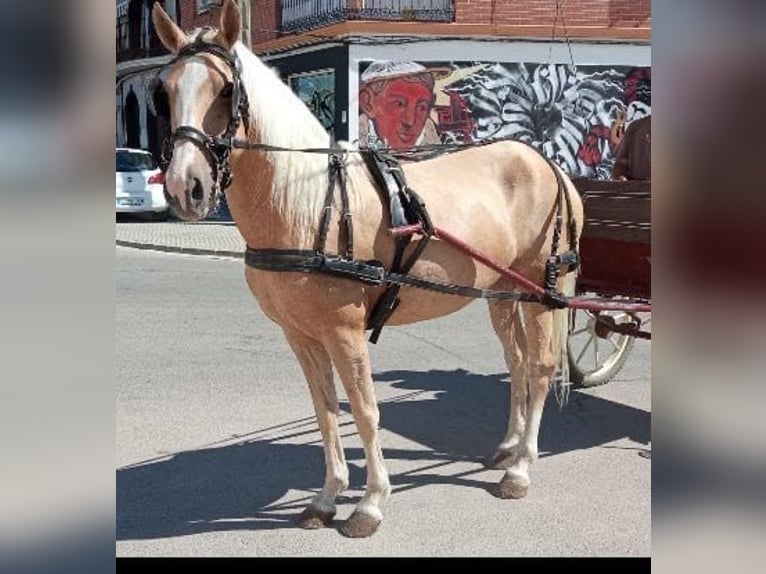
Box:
[234,42,350,237]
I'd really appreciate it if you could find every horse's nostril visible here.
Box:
[190,178,204,201]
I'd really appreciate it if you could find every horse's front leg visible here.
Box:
[325,329,390,538]
[283,328,349,528]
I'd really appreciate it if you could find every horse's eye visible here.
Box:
[220,83,233,98]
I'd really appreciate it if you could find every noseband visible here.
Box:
[157,34,250,194]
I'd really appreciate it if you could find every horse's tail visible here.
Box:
[550,169,582,407]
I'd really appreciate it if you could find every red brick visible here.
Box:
[171,0,651,49]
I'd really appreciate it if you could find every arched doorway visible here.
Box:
[125,88,141,149]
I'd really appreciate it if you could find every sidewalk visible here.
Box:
[116,220,246,258]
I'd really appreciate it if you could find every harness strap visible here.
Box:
[245,249,386,285]
[536,153,580,296]
[169,125,231,187]
[244,248,544,304]
[368,189,434,343]
[315,156,336,255]
[362,151,435,343]
[173,35,238,68]
[314,151,353,259]
[336,154,354,260]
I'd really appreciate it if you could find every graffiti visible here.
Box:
[433,91,475,144]
[307,89,335,131]
[359,61,651,178]
[289,70,336,132]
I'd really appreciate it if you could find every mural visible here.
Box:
[289,69,336,133]
[358,61,651,178]
[358,61,450,151]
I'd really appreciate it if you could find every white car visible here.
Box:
[116,148,169,220]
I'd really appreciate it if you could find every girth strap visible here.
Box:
[244,248,544,304]
[245,249,386,285]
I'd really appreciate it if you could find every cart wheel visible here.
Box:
[567,308,636,387]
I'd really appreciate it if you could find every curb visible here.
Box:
[116,240,244,259]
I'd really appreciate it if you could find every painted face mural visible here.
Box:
[364,77,433,149]
[359,61,449,151]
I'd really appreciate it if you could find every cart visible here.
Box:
[567,178,651,387]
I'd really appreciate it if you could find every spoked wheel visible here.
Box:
[567,307,639,387]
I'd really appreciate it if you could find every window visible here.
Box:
[289,70,336,132]
[116,150,158,172]
[197,0,219,13]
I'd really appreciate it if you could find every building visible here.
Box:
[116,1,651,180]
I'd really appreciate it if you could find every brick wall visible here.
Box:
[177,0,217,31]
[176,1,279,41]
[454,0,650,27]
[252,1,279,43]
[169,1,650,55]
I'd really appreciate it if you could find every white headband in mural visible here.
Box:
[360,61,452,84]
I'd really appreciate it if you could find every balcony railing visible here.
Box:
[281,1,455,33]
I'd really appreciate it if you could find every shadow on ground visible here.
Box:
[117,368,649,541]
[118,438,351,541]
[371,368,650,460]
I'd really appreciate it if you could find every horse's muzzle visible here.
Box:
[164,183,216,221]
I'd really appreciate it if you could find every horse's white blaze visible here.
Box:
[168,60,211,192]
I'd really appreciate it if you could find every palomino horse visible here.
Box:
[151,0,583,538]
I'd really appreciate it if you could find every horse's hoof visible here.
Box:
[494,472,530,499]
[297,506,335,529]
[486,448,518,470]
[339,511,381,538]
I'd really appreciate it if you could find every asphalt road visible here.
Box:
[116,246,651,557]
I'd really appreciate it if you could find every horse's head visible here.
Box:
[151,0,244,220]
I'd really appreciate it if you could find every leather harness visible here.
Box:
[156,37,580,343]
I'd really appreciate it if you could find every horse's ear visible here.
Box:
[152,2,186,53]
[216,0,242,51]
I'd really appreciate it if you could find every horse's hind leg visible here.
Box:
[324,329,390,538]
[496,303,556,499]
[487,298,528,469]
[283,328,349,528]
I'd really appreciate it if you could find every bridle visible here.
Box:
[153,32,250,195]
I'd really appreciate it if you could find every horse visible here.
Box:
[151,0,584,538]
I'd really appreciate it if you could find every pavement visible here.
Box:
[116,218,246,257]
